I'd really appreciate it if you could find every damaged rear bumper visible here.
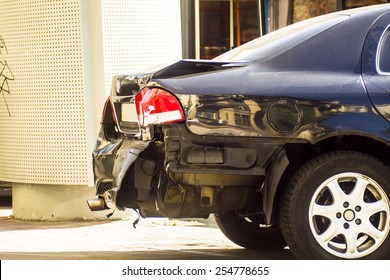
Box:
[88,127,151,211]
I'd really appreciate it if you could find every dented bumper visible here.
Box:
[91,126,151,210]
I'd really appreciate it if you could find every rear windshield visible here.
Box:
[378,27,390,73]
[214,14,348,63]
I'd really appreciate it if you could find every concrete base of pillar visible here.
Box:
[12,183,131,221]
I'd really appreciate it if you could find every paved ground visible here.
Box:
[0,195,295,260]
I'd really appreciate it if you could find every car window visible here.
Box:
[213,14,348,63]
[378,27,390,74]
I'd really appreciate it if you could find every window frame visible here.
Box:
[376,25,390,75]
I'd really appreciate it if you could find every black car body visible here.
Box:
[88,5,390,260]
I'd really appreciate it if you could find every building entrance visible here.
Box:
[181,0,390,59]
[195,0,263,59]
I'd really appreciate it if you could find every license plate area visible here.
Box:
[112,96,140,136]
[121,103,138,123]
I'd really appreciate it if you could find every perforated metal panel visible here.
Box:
[101,0,182,96]
[0,0,88,185]
[0,0,182,186]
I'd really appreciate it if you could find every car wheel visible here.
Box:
[214,210,286,250]
[280,151,390,259]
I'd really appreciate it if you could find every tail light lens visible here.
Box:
[135,88,185,126]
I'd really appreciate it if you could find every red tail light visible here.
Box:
[135,88,185,126]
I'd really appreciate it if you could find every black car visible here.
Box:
[88,4,390,260]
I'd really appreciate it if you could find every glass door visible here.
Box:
[195,0,262,59]
[196,0,232,59]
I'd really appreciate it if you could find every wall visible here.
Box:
[0,0,90,186]
[101,0,182,97]
[0,0,182,219]
[0,0,182,188]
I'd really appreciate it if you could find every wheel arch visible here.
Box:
[264,134,390,225]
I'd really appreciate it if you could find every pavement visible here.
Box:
[0,195,295,260]
[1,194,386,280]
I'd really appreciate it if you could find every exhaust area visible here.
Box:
[87,198,106,211]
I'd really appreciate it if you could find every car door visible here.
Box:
[362,11,390,122]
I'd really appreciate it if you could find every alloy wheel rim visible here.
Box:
[308,172,390,259]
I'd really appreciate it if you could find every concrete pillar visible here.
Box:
[1,0,182,221]
[12,183,130,220]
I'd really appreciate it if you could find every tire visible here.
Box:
[280,151,390,259]
[214,210,286,250]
